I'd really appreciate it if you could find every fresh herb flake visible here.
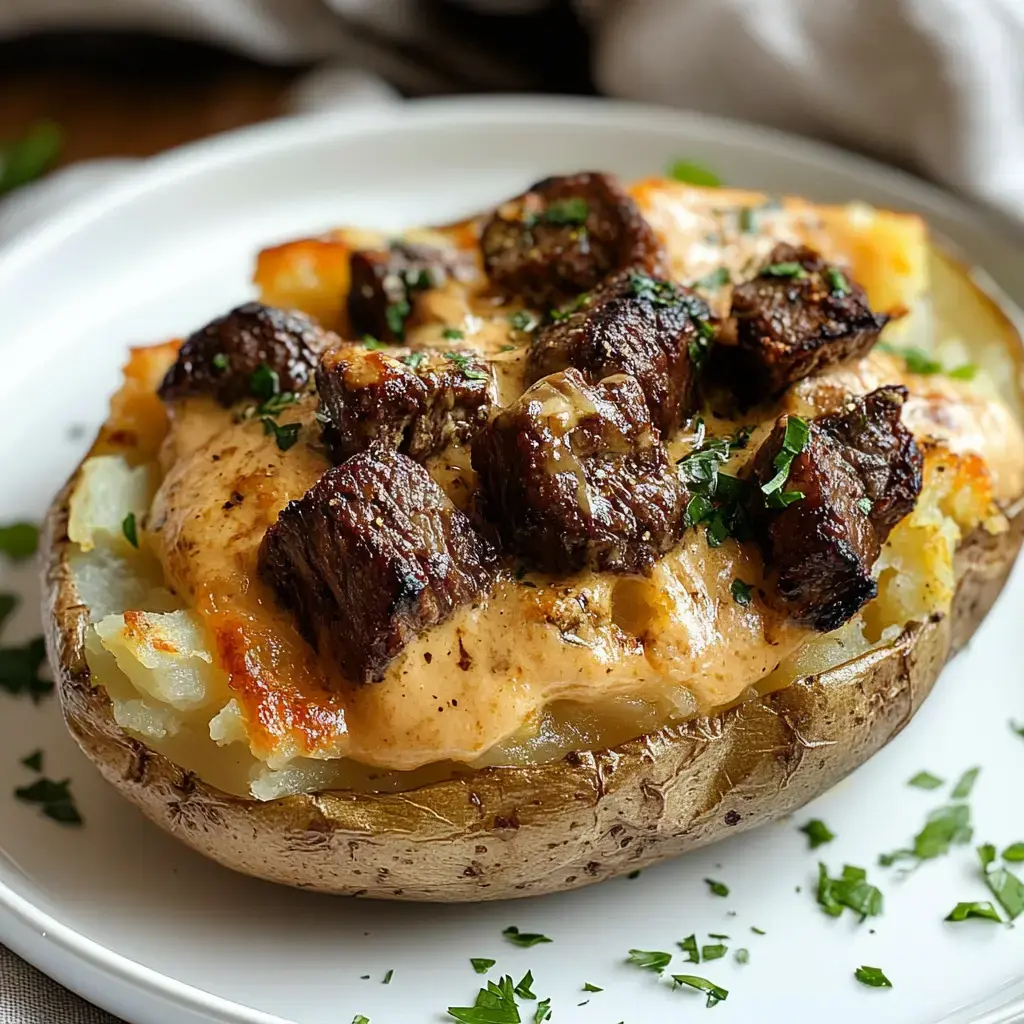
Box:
[730,578,754,607]
[761,261,807,279]
[544,197,589,225]
[362,334,388,350]
[121,512,139,549]
[249,363,280,401]
[817,863,883,920]
[951,767,980,799]
[14,776,82,825]
[946,901,1002,923]
[0,121,62,196]
[0,636,52,702]
[695,267,730,291]
[947,363,978,381]
[261,417,301,452]
[212,352,230,371]
[761,416,809,502]
[734,948,749,964]
[21,749,43,772]
[825,267,850,295]
[678,934,700,963]
[978,843,997,871]
[514,971,535,1000]
[855,497,873,515]
[471,958,496,974]
[582,982,602,992]
[627,949,672,974]
[442,327,465,340]
[667,160,721,188]
[533,997,551,1023]
[912,804,973,860]
[908,771,944,790]
[800,819,835,849]
[627,869,642,879]
[701,944,727,962]
[854,966,892,989]
[508,310,538,334]
[750,926,766,935]
[0,522,39,561]
[985,866,1024,921]
[382,969,394,985]
[1003,843,1024,862]
[671,974,728,1007]
[503,926,551,948]
[402,351,428,370]
[705,878,729,897]
[385,301,411,340]
[352,1016,370,1024]
[448,975,520,1024]
[738,207,756,233]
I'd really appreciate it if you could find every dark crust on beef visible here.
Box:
[348,242,477,342]
[316,345,494,463]
[722,243,889,402]
[157,303,335,407]
[257,442,498,684]
[480,172,666,309]
[748,386,922,631]
[472,368,684,575]
[527,271,708,435]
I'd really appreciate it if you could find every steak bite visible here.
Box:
[747,386,922,631]
[316,345,494,463]
[480,172,666,309]
[258,442,498,684]
[527,271,711,435]
[348,242,477,342]
[723,243,889,402]
[472,368,685,575]
[158,303,333,407]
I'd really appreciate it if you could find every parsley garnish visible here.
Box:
[762,261,807,279]
[878,342,976,380]
[981,846,1024,920]
[385,300,411,339]
[695,267,730,291]
[627,869,642,879]
[951,766,980,799]
[383,969,393,985]
[212,352,230,371]
[443,352,489,380]
[249,363,280,401]
[0,522,38,561]
[471,958,496,974]
[627,949,672,973]
[0,636,51,702]
[121,512,139,549]
[15,776,82,825]
[730,579,753,606]
[503,926,551,948]
[0,121,62,196]
[352,1016,370,1024]
[671,975,728,1007]
[761,416,809,506]
[21,749,43,772]
[549,292,589,322]
[704,878,729,897]
[582,982,602,992]
[362,334,387,350]
[734,948,750,964]
[800,819,835,849]
[701,943,727,961]
[448,976,519,1024]
[825,267,850,295]
[908,804,973,860]
[908,771,944,790]
[946,901,1002,923]
[261,418,301,452]
[533,997,551,1023]
[442,327,465,340]
[854,966,892,989]
[817,863,883,920]
[514,971,535,999]
[544,197,589,225]
[402,351,428,370]
[667,160,721,187]
[1003,844,1024,862]
[750,926,766,936]
[628,272,680,307]
[707,933,729,941]
[508,310,538,333]
[855,497,873,515]
[678,934,699,962]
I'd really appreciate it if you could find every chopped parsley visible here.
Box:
[817,863,883,921]
[15,776,82,825]
[549,292,590,322]
[502,926,551,948]
[627,869,642,879]
[121,512,139,549]
[750,926,766,936]
[0,593,16,632]
[448,976,519,1024]
[667,160,722,188]
[761,416,809,507]
[877,342,976,380]
[946,901,1002,923]
[402,351,428,370]
[382,969,394,985]
[1003,843,1024,862]
[761,261,807,279]
[352,1016,370,1024]
[678,934,700,962]
[544,197,589,225]
[533,997,551,1023]
[261,418,301,452]
[800,819,835,849]
[704,878,729,897]
[981,844,1024,921]
[362,334,388,350]
[470,958,496,974]
[582,982,602,992]
[734,948,750,964]
[910,804,973,860]
[385,300,411,340]
[249,363,281,401]
[21,749,43,772]
[695,267,730,291]
[908,771,944,790]
[442,327,465,340]
[508,310,538,333]
[979,842,996,870]
[738,207,756,233]
[627,949,672,973]
[0,636,51,702]
[854,966,892,989]
[707,933,729,940]
[825,267,850,295]
[443,352,489,380]
[0,522,39,561]
[951,766,980,799]
[730,578,753,606]
[212,352,230,371]
[671,974,728,1007]
[701,943,727,962]
[855,497,873,515]
[514,970,535,999]
[0,121,62,196]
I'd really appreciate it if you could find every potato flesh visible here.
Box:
[71,186,1023,798]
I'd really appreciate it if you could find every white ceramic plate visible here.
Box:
[2,97,1024,1024]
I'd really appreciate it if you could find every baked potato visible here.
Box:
[42,175,1024,900]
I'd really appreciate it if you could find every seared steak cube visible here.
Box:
[472,368,684,575]
[258,442,498,683]
[527,270,710,435]
[723,244,888,402]
[480,172,666,309]
[747,386,922,631]
[316,345,494,463]
[158,302,334,407]
[348,242,476,342]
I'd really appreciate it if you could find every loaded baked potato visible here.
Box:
[43,173,1024,900]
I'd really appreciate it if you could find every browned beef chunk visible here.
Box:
[480,172,666,309]
[527,271,711,435]
[348,242,476,342]
[158,303,333,407]
[472,368,684,575]
[258,442,498,683]
[316,345,494,463]
[747,386,922,631]
[723,243,888,402]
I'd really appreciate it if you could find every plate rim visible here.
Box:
[2,93,1023,1024]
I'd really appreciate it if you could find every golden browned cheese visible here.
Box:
[81,181,1024,780]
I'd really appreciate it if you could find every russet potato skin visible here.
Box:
[41,250,1024,902]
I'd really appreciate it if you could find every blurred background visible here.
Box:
[0,0,1023,222]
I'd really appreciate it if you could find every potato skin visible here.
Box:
[41,252,1024,902]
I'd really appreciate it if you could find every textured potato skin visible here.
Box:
[41,251,1024,902]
